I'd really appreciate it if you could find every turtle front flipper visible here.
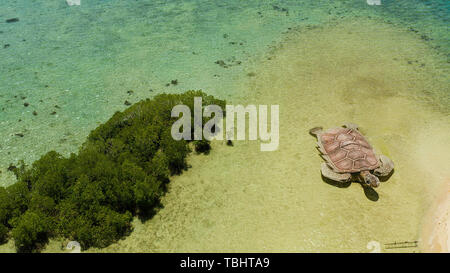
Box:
[321,163,351,183]
[374,154,394,177]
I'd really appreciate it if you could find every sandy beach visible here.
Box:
[421,181,450,253]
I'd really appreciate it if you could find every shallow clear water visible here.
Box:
[0,1,448,252]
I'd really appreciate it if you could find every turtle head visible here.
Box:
[361,171,380,188]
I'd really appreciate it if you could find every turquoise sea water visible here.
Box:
[1,1,448,184]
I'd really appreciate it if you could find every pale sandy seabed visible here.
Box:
[1,18,449,253]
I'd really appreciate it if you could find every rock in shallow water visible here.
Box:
[6,18,19,23]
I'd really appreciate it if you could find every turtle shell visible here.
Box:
[317,127,379,173]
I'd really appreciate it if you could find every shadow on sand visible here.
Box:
[321,174,381,202]
[321,175,351,188]
[362,185,379,201]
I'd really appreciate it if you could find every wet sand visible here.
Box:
[421,181,450,253]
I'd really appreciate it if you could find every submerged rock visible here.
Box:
[6,18,19,23]
[215,60,226,67]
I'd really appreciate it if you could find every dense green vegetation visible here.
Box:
[0,91,225,252]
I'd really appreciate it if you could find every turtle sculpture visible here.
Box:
[309,123,394,187]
